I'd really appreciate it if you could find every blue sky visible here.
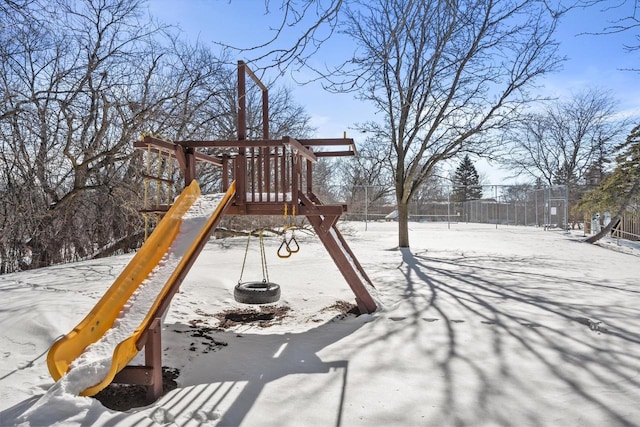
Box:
[147,0,640,183]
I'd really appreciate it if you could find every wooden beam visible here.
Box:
[114,318,163,401]
[145,318,163,401]
[242,60,268,91]
[193,151,223,166]
[175,138,357,149]
[184,148,196,186]
[283,136,317,163]
[174,139,357,159]
[238,61,246,141]
[134,136,178,153]
[139,205,171,214]
[174,146,187,174]
[224,202,345,216]
[134,137,222,170]
[307,215,377,314]
[318,214,340,234]
[298,138,357,157]
[141,174,174,184]
[297,138,356,146]
[330,224,374,287]
[176,139,284,149]
[314,151,356,157]
[113,366,154,386]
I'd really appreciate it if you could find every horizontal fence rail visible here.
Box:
[325,182,638,243]
[325,184,569,229]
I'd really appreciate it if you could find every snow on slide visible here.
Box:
[34,194,225,400]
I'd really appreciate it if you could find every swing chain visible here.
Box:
[259,230,269,283]
[238,231,251,284]
[239,230,270,284]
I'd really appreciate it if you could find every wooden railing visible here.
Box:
[220,137,317,207]
[613,210,640,241]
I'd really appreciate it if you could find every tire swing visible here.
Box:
[234,230,281,304]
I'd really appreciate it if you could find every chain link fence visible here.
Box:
[321,184,569,230]
[458,185,569,229]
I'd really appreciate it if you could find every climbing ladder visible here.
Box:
[140,140,175,239]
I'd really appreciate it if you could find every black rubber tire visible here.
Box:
[234,281,281,304]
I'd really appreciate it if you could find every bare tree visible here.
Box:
[217,0,344,73]
[0,0,174,270]
[0,1,234,271]
[411,167,448,219]
[579,1,640,54]
[314,0,568,247]
[334,137,394,214]
[503,88,628,226]
[505,88,627,185]
[0,0,319,272]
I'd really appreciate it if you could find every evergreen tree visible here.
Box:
[451,155,483,202]
[584,160,608,189]
[575,125,640,243]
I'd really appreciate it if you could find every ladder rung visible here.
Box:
[140,205,171,214]
[141,174,174,184]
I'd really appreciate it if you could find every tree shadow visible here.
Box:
[380,247,640,426]
[1,312,364,427]
[120,312,364,427]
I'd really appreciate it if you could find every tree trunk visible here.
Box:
[91,231,145,259]
[398,201,410,248]
[585,179,640,244]
[585,214,622,244]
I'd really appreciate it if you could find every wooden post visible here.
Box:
[112,317,163,402]
[184,147,196,187]
[265,147,271,202]
[146,318,163,402]
[306,158,313,196]
[291,155,299,203]
[262,89,269,202]
[282,147,288,201]
[238,61,246,142]
[222,154,229,192]
[237,60,247,209]
[307,215,377,314]
[262,89,269,140]
[274,146,280,201]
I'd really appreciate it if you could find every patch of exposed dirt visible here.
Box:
[94,367,180,411]
[93,301,360,411]
[173,322,229,353]
[321,300,361,318]
[213,305,292,329]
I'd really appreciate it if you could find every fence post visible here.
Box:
[564,184,569,230]
[447,191,451,230]
[495,185,498,229]
[364,185,368,231]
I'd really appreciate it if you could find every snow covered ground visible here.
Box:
[1,221,639,426]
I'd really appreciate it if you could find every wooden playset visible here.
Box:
[47,61,377,401]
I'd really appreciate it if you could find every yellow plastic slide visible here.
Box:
[47,180,236,396]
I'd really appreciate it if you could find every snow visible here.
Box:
[1,219,640,426]
[60,193,222,389]
[245,192,292,202]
